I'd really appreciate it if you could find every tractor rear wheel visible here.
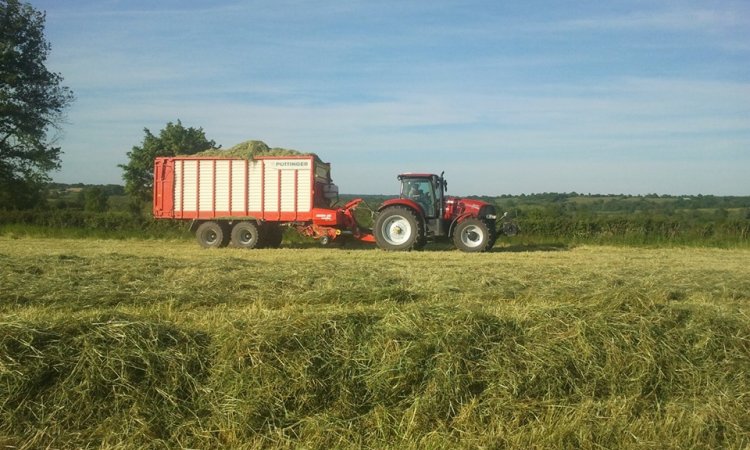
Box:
[231,221,262,249]
[196,221,230,248]
[453,218,495,252]
[374,206,424,251]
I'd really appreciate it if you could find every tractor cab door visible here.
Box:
[401,177,438,218]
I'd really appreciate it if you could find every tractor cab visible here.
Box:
[398,173,445,219]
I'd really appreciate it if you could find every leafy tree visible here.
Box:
[1,0,74,209]
[119,120,219,205]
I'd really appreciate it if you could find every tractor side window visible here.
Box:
[403,180,436,217]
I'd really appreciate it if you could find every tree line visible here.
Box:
[3,186,748,245]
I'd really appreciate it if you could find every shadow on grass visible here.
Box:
[493,243,571,252]
[280,240,572,253]
[281,233,572,253]
[412,241,572,253]
[282,238,375,251]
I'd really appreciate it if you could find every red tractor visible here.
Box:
[373,172,511,252]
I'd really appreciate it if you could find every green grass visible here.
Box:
[1,238,749,448]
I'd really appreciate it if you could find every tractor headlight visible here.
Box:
[479,205,497,219]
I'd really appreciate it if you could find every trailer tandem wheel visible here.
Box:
[230,221,262,249]
[195,221,230,248]
[261,223,283,248]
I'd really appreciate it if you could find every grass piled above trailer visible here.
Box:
[1,238,748,449]
[196,139,321,161]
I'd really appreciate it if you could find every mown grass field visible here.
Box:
[1,237,749,449]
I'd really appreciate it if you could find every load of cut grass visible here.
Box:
[196,140,320,161]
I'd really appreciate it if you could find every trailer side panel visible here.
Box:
[154,155,321,222]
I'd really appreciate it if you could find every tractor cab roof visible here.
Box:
[398,173,438,180]
[398,173,448,193]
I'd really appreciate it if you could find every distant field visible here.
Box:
[1,238,749,449]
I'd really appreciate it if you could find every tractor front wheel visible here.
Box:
[374,207,423,251]
[453,218,495,252]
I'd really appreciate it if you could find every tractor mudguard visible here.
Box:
[378,198,425,217]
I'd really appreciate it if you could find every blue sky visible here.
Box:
[34,0,750,195]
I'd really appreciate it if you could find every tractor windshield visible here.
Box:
[401,178,437,217]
